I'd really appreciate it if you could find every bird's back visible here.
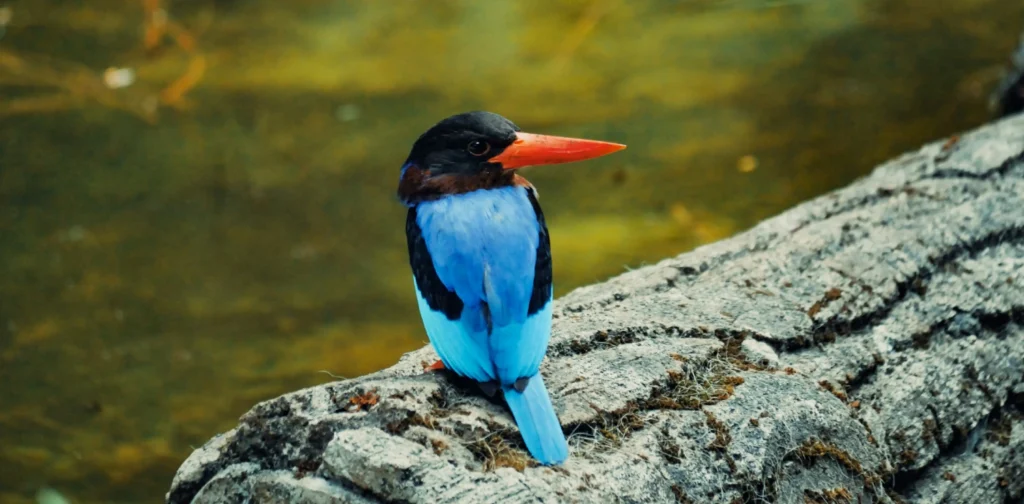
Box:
[406,185,553,386]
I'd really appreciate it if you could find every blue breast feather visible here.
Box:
[412,186,553,386]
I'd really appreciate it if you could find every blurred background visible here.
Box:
[0,0,1021,502]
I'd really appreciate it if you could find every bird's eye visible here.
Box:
[467,140,490,157]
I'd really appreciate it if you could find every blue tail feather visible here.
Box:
[503,373,568,465]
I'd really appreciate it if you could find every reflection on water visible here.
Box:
[0,0,1020,501]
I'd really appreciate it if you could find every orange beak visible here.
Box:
[488,132,626,170]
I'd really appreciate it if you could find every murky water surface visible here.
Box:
[1,0,1020,501]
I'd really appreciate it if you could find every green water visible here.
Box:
[1,0,1020,502]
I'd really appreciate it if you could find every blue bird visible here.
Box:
[397,111,626,465]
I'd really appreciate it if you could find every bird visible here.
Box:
[397,111,626,465]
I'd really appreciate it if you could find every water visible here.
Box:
[1,0,1020,502]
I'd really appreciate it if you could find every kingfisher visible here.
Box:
[397,111,625,465]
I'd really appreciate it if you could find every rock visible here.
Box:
[739,338,779,368]
[167,112,1024,504]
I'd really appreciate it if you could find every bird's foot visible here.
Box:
[478,380,500,398]
[478,377,529,397]
[422,359,445,372]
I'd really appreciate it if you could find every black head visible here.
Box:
[404,111,520,176]
[397,110,626,205]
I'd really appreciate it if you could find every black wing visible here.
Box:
[525,187,553,316]
[406,207,464,320]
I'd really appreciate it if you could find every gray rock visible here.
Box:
[167,113,1024,504]
[739,338,779,368]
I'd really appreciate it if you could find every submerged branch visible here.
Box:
[0,1,205,123]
